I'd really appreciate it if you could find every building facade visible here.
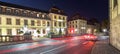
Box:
[0,1,51,36]
[49,6,67,35]
[87,18,100,35]
[68,13,87,35]
[110,0,120,50]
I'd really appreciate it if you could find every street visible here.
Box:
[0,36,95,54]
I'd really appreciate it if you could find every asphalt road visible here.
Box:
[0,36,95,54]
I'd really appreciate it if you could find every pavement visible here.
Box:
[91,40,120,54]
[0,38,50,46]
[0,36,95,54]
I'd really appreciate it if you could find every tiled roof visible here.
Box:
[0,1,48,13]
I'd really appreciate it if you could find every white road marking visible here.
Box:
[40,44,67,54]
[82,41,89,44]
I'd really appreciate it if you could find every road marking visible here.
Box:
[40,44,67,54]
[82,41,89,45]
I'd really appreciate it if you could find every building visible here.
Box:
[68,13,87,35]
[49,6,67,35]
[110,0,120,50]
[87,18,100,35]
[0,1,51,37]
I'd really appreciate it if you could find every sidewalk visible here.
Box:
[91,40,120,54]
[0,38,50,46]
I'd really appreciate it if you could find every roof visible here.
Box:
[49,6,67,15]
[68,13,86,21]
[0,1,48,13]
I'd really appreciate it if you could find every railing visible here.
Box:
[0,35,32,43]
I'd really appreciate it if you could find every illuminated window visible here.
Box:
[42,14,45,18]
[16,19,20,25]
[7,29,12,35]
[6,18,11,25]
[16,29,20,34]
[37,14,39,17]
[24,20,28,25]
[31,20,35,26]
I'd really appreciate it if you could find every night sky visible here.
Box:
[0,0,108,22]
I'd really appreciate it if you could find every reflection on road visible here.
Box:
[0,36,95,54]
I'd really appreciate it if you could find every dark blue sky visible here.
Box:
[0,0,108,21]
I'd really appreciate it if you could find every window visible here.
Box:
[37,20,41,26]
[42,14,45,18]
[0,29,2,35]
[0,7,2,12]
[0,17,1,24]
[54,22,57,26]
[76,25,77,28]
[7,29,12,35]
[24,20,28,25]
[54,15,56,19]
[76,21,77,23]
[42,21,46,26]
[43,29,46,34]
[59,16,61,19]
[16,19,20,25]
[15,10,19,14]
[31,20,35,26]
[63,22,65,27]
[63,17,65,20]
[47,22,50,26]
[2,7,6,12]
[59,22,61,27]
[6,18,11,25]
[114,0,118,8]
[16,29,20,34]
[37,14,39,17]
[6,8,11,13]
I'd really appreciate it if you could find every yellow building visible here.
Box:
[110,0,120,50]
[68,13,87,35]
[49,6,67,35]
[0,1,51,36]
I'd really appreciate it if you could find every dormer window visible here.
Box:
[42,14,45,18]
